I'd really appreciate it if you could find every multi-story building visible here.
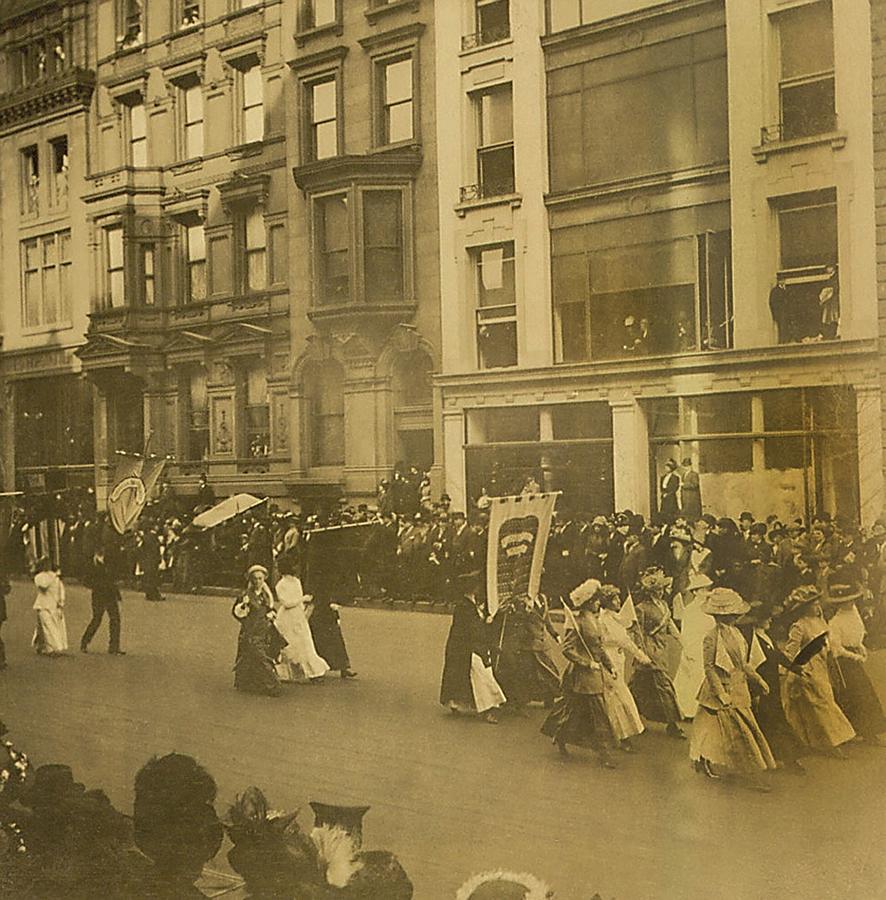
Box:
[0,0,96,495]
[872,0,886,491]
[436,0,883,526]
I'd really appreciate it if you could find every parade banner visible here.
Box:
[303,522,374,601]
[108,454,166,535]
[486,492,557,617]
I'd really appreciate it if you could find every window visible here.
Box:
[316,193,349,305]
[244,208,266,291]
[240,0,262,7]
[305,361,345,466]
[309,77,338,160]
[183,84,204,158]
[303,0,337,29]
[119,0,144,48]
[186,368,208,461]
[269,223,288,285]
[245,361,270,458]
[776,1,835,140]
[126,100,148,167]
[142,244,155,305]
[474,85,514,198]
[242,64,264,143]
[50,137,69,208]
[546,28,728,192]
[778,190,838,271]
[475,242,517,369]
[475,0,510,44]
[379,57,413,145]
[185,224,206,302]
[546,0,591,32]
[21,146,39,216]
[21,232,71,329]
[180,0,200,27]
[363,191,403,304]
[106,227,125,309]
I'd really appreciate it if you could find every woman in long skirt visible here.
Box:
[232,565,286,697]
[673,574,715,718]
[780,585,855,756]
[541,579,617,768]
[597,585,651,751]
[274,556,329,683]
[629,567,686,738]
[440,571,506,724]
[690,588,776,790]
[32,558,68,656]
[824,578,886,744]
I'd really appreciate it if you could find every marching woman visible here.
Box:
[232,565,286,697]
[689,588,776,790]
[780,584,855,757]
[541,579,618,767]
[597,584,651,752]
[824,574,886,744]
[629,566,687,739]
[274,555,329,684]
[32,557,68,656]
[440,571,506,724]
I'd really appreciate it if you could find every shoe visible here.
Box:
[484,712,499,725]
[556,738,570,758]
[619,740,637,754]
[340,669,357,679]
[80,646,89,654]
[109,650,127,656]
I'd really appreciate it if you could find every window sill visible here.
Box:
[364,0,420,25]
[295,21,344,47]
[227,141,264,160]
[459,35,512,57]
[170,157,204,174]
[455,192,521,217]
[307,302,417,323]
[752,130,847,163]
[20,322,74,338]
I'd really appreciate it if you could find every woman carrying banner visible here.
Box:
[232,565,286,697]
[541,579,618,767]
[440,570,506,724]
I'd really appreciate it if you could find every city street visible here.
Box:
[2,579,886,899]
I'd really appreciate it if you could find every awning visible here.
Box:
[191,493,267,529]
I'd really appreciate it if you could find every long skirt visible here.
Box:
[601,671,645,741]
[782,670,855,750]
[629,666,682,724]
[690,705,777,774]
[234,629,284,697]
[494,648,559,707]
[276,608,329,680]
[753,690,805,764]
[309,605,351,672]
[541,690,614,751]
[33,609,68,654]
[832,657,886,739]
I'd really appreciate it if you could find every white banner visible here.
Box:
[486,492,557,617]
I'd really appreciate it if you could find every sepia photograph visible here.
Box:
[0,0,884,897]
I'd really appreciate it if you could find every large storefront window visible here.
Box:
[465,403,614,514]
[646,387,859,523]
[552,221,733,362]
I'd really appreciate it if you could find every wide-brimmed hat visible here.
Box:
[456,870,553,900]
[246,564,268,579]
[570,578,601,608]
[702,587,750,617]
[825,582,863,605]
[782,584,823,614]
[686,572,712,593]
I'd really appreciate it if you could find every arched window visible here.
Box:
[303,359,345,466]
[392,349,433,409]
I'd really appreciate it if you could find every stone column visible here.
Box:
[0,380,15,492]
[443,408,467,513]
[610,399,650,517]
[856,383,885,527]
[91,381,112,509]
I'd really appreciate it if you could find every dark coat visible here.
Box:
[440,595,491,707]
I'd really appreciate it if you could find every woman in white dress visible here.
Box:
[33,558,68,656]
[673,573,715,719]
[597,585,651,751]
[274,556,329,683]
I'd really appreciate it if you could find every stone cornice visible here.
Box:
[292,148,422,191]
[0,67,95,129]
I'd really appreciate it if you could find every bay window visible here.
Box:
[106,226,125,309]
[316,193,350,306]
[185,223,207,302]
[363,190,403,304]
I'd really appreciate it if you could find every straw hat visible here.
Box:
[569,579,601,608]
[825,582,863,605]
[686,572,712,593]
[246,564,268,579]
[701,587,750,617]
[456,870,554,900]
[782,584,823,615]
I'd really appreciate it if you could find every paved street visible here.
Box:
[2,578,886,899]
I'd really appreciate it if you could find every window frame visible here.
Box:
[104,225,125,310]
[303,70,343,162]
[20,145,40,217]
[375,52,416,147]
[776,189,838,273]
[122,96,148,167]
[184,222,207,304]
[180,81,205,160]
[117,0,144,48]
[20,231,73,333]
[473,241,518,370]
[297,0,342,36]
[49,136,69,210]
[473,0,511,46]
[179,0,201,29]
[472,82,515,199]
[242,206,267,293]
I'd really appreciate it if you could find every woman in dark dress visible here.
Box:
[232,565,286,697]
[309,589,357,679]
[659,459,681,523]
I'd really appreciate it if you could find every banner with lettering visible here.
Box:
[486,492,557,617]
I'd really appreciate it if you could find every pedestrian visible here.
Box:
[32,557,68,656]
[597,584,652,753]
[274,555,329,683]
[824,576,886,744]
[689,588,776,791]
[672,573,715,718]
[680,458,702,521]
[659,459,681,522]
[629,566,686,739]
[140,525,165,603]
[780,584,855,757]
[439,570,506,724]
[231,565,285,697]
[80,549,125,656]
[541,578,618,767]
[0,572,9,670]
[308,587,357,680]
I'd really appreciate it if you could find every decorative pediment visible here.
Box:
[218,172,270,211]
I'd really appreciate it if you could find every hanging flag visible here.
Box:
[486,492,557,617]
[107,454,166,535]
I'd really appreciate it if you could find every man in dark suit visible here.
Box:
[140,525,165,602]
[80,549,125,655]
